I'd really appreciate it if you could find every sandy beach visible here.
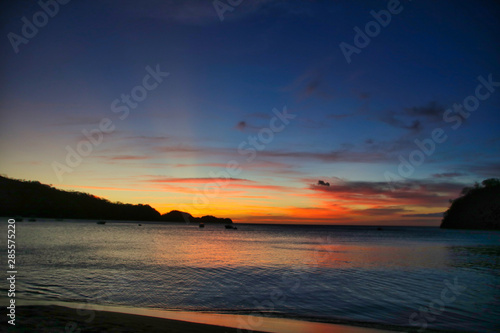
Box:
[2,304,397,333]
[3,305,265,333]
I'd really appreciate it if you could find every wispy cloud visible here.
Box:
[359,207,409,216]
[113,0,308,25]
[258,149,388,163]
[378,111,423,134]
[284,63,335,101]
[235,120,261,132]
[51,115,107,127]
[377,101,448,134]
[462,161,500,178]
[99,139,393,165]
[224,182,290,192]
[327,113,353,120]
[432,172,466,178]
[404,101,446,122]
[109,155,151,161]
[403,212,444,218]
[123,135,170,143]
[145,176,254,184]
[307,177,465,208]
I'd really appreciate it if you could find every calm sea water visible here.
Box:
[2,220,499,332]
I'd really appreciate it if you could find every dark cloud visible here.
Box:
[487,136,500,145]
[358,136,418,156]
[110,155,151,160]
[235,120,261,132]
[378,111,423,134]
[109,0,296,25]
[309,178,465,207]
[154,145,201,154]
[259,149,388,163]
[137,144,391,164]
[246,112,272,120]
[361,207,409,216]
[52,116,105,127]
[358,92,370,100]
[124,135,170,144]
[377,101,447,134]
[403,212,444,218]
[284,64,335,101]
[300,118,330,129]
[317,180,330,186]
[432,172,466,178]
[236,121,247,131]
[404,101,446,122]
[462,161,500,178]
[145,176,254,184]
[327,113,352,120]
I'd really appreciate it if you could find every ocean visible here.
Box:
[3,220,499,332]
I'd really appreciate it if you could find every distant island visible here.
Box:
[441,178,500,230]
[0,176,232,224]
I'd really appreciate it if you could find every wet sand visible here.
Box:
[2,303,397,333]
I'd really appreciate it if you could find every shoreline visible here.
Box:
[2,300,398,333]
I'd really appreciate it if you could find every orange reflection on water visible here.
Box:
[150,227,310,269]
[303,243,450,270]
[150,226,450,273]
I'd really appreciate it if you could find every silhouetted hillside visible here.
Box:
[441,178,500,230]
[160,210,195,222]
[0,176,232,224]
[159,210,232,224]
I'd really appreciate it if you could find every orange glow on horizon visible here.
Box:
[49,177,447,226]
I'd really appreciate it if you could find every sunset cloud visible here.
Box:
[144,177,255,184]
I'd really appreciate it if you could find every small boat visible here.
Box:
[138,224,142,226]
[199,223,204,228]
[97,221,106,225]
[225,224,237,230]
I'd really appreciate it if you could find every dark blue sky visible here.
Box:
[1,0,499,224]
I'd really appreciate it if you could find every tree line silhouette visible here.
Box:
[441,178,500,230]
[0,175,232,224]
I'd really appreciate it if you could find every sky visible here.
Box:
[0,0,499,225]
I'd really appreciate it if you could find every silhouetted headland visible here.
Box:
[160,210,232,224]
[441,178,500,230]
[0,175,232,224]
